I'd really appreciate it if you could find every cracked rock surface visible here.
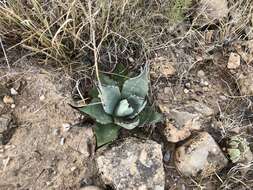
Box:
[96,137,165,190]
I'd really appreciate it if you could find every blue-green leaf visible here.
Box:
[127,95,147,118]
[114,99,134,117]
[95,123,121,147]
[121,66,149,98]
[79,99,113,124]
[114,117,140,130]
[139,107,163,126]
[100,74,118,86]
[99,85,121,115]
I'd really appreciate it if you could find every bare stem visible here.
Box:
[88,0,101,86]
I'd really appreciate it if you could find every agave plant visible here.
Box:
[80,66,162,147]
[227,136,250,163]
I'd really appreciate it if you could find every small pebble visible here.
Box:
[164,87,170,94]
[39,95,45,101]
[203,87,209,91]
[128,57,134,63]
[60,137,65,145]
[185,83,191,89]
[184,89,189,94]
[10,88,18,95]
[197,70,205,78]
[3,96,14,104]
[200,79,209,87]
[62,123,71,132]
[11,104,15,109]
[163,151,171,162]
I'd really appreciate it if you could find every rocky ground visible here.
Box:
[1,0,253,190]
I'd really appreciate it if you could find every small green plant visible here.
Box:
[227,136,250,163]
[79,66,162,147]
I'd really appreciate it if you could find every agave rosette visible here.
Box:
[80,66,162,147]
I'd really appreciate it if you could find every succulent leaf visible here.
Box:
[100,74,118,86]
[114,99,134,117]
[112,63,129,86]
[227,148,241,163]
[227,136,250,163]
[99,85,121,115]
[114,117,140,130]
[121,66,149,98]
[88,86,99,98]
[79,98,113,124]
[127,95,147,118]
[95,123,121,147]
[139,106,163,126]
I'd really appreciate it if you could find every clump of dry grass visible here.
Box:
[0,0,192,68]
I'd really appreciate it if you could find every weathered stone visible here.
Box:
[174,132,228,177]
[227,53,240,69]
[3,95,14,104]
[96,138,165,190]
[160,102,214,142]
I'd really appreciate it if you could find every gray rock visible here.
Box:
[161,102,214,143]
[197,70,205,78]
[96,138,165,190]
[174,132,228,177]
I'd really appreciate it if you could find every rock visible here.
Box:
[227,53,240,69]
[183,89,189,94]
[10,88,18,95]
[197,70,205,78]
[174,132,228,177]
[160,102,213,142]
[186,101,214,117]
[163,151,171,162]
[164,87,171,94]
[200,79,209,87]
[3,95,14,104]
[162,110,201,143]
[66,126,94,157]
[62,123,71,132]
[194,0,228,26]
[238,72,253,96]
[80,186,102,190]
[96,138,165,190]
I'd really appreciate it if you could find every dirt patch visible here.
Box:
[0,65,96,190]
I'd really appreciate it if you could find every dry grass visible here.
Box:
[0,0,192,69]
